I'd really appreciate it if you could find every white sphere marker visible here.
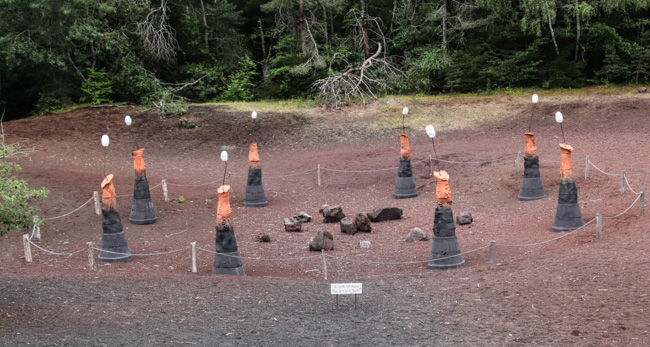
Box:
[101,134,110,147]
[555,111,563,123]
[425,125,436,138]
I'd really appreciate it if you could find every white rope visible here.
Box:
[602,194,642,219]
[324,244,490,265]
[587,160,621,177]
[196,246,320,261]
[499,217,596,247]
[264,167,318,179]
[41,196,94,221]
[28,239,85,256]
[91,246,190,257]
[163,179,222,187]
[623,175,641,195]
[321,158,429,173]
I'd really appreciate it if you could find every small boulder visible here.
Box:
[256,233,271,242]
[354,213,372,232]
[284,217,302,232]
[456,212,473,225]
[405,227,428,242]
[639,87,647,93]
[321,205,346,223]
[309,231,334,251]
[340,217,357,235]
[294,212,312,223]
[368,207,403,222]
[358,241,372,249]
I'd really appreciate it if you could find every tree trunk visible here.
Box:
[360,0,370,58]
[199,0,209,51]
[442,0,448,50]
[258,19,269,78]
[299,0,306,56]
[547,10,560,56]
[573,0,581,61]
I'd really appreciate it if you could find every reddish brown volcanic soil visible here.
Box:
[1,94,649,346]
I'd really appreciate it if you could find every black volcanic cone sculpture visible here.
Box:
[213,185,246,275]
[552,144,584,232]
[393,134,418,199]
[129,149,157,224]
[99,175,132,262]
[428,170,465,270]
[518,132,546,201]
[243,143,269,207]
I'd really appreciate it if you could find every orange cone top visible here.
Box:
[524,132,537,157]
[217,185,232,225]
[400,134,410,160]
[101,174,117,211]
[132,148,146,176]
[249,143,260,168]
[560,143,574,179]
[434,170,452,204]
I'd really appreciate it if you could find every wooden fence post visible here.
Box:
[640,189,645,217]
[515,151,522,171]
[32,216,41,241]
[162,179,170,202]
[584,155,590,180]
[489,240,496,269]
[321,250,328,280]
[23,234,32,262]
[87,242,96,271]
[596,213,602,242]
[317,165,321,186]
[93,191,101,215]
[190,241,197,273]
[620,170,626,194]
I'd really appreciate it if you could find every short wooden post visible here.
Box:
[584,155,590,180]
[23,234,32,262]
[317,165,321,186]
[93,191,101,215]
[32,216,41,241]
[429,155,433,176]
[640,189,645,216]
[87,242,96,271]
[596,213,602,242]
[515,151,522,171]
[620,170,627,194]
[162,179,170,202]
[190,241,197,273]
[489,240,496,269]
[321,249,328,280]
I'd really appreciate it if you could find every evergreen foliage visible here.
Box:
[1,0,650,116]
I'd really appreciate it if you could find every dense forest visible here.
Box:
[1,0,650,118]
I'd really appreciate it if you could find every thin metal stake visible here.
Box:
[640,189,645,216]
[585,155,590,180]
[317,164,321,186]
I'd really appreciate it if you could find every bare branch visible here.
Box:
[136,0,179,63]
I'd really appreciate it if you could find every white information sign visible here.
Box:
[331,283,362,295]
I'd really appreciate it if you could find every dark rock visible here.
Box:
[309,231,334,251]
[405,227,428,242]
[368,207,403,222]
[284,217,302,232]
[456,212,473,225]
[321,205,346,223]
[294,212,312,223]
[340,217,357,235]
[354,213,372,232]
[256,233,271,242]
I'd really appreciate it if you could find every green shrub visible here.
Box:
[80,68,113,105]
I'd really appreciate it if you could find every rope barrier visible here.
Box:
[28,239,85,256]
[90,246,190,257]
[499,217,596,247]
[195,246,321,261]
[602,194,642,219]
[264,167,318,179]
[623,175,641,196]
[324,244,491,265]
[41,196,94,221]
[587,159,621,177]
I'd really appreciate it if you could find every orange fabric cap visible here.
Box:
[132,148,145,175]
[560,143,574,178]
[216,185,232,225]
[524,132,537,157]
[101,174,117,211]
[434,170,452,203]
[249,143,260,167]
[400,134,410,159]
